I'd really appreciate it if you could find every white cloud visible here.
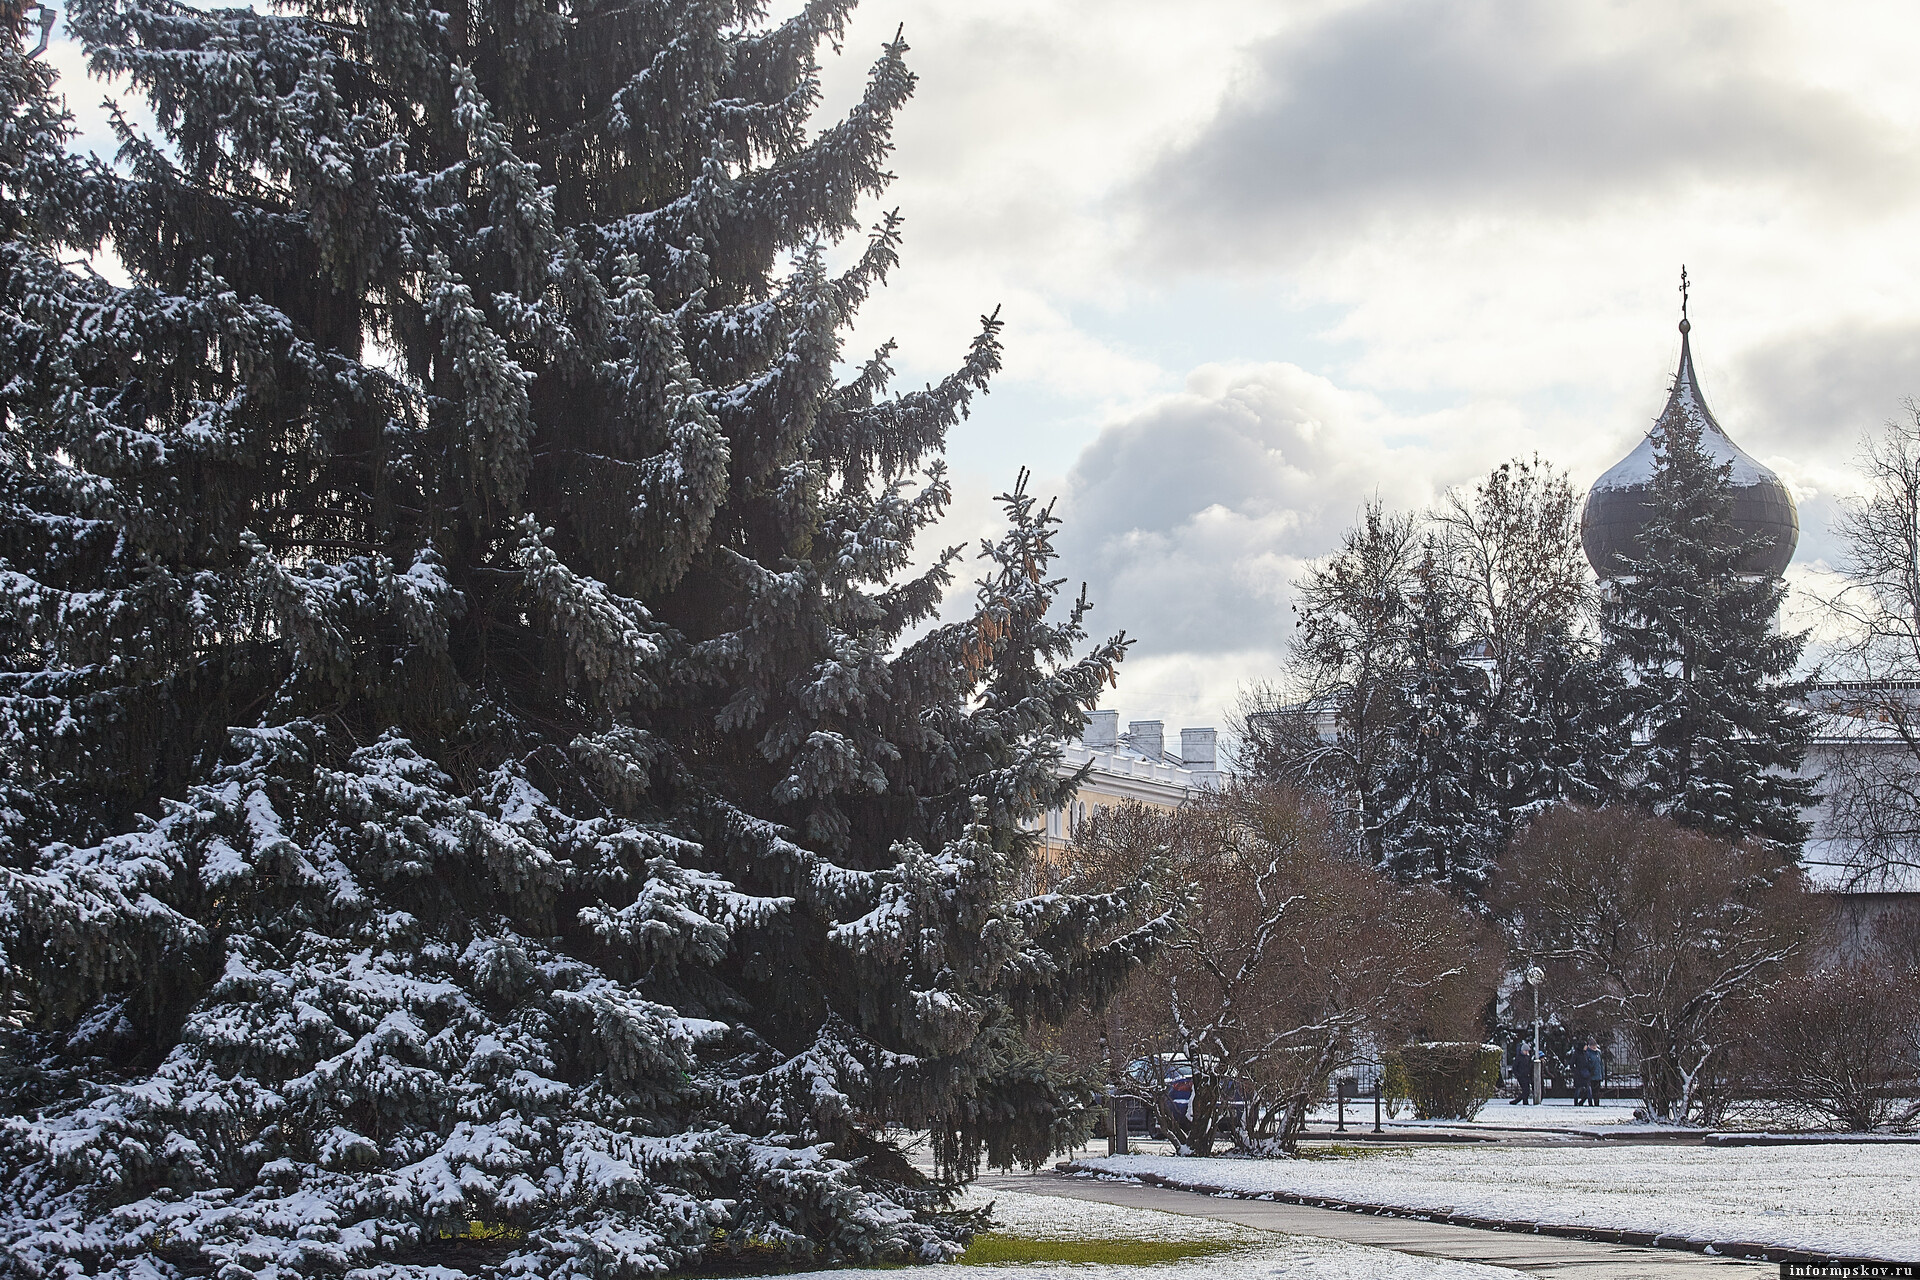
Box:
[1132,0,1917,260]
[1056,362,1523,661]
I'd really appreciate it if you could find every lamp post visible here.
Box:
[7,4,56,59]
[1525,965,1545,1106]
[1103,1008,1128,1155]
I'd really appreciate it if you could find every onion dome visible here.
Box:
[1580,318,1798,579]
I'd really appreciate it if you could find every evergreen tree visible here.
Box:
[0,6,1156,1277]
[1377,545,1497,898]
[1292,464,1625,906]
[1602,383,1814,852]
[1285,501,1419,861]
[1381,627,1630,906]
[1490,634,1629,823]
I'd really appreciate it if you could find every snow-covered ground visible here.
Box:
[1041,1099,1660,1166]
[1076,1147,1919,1261]
[804,1189,1513,1279]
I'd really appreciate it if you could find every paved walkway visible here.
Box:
[975,1171,1771,1278]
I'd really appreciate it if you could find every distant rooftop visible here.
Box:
[1071,710,1225,792]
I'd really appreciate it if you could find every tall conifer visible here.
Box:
[1290,463,1624,906]
[1602,387,1813,852]
[0,5,1153,1276]
[1488,636,1628,823]
[1377,545,1496,898]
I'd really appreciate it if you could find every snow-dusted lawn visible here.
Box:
[803,1189,1512,1279]
[1077,1147,1919,1261]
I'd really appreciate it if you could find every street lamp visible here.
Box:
[1525,965,1545,1106]
[8,5,56,59]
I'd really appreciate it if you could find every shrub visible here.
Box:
[1379,1056,1412,1118]
[1736,964,1920,1132]
[1386,1042,1503,1120]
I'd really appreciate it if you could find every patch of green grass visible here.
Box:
[1292,1142,1404,1160]
[959,1234,1243,1266]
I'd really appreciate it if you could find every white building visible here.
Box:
[1031,710,1225,863]
[1792,682,1920,956]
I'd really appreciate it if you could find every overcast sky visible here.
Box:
[48,0,1920,739]
[803,0,1920,736]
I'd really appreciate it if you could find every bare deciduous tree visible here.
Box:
[1494,806,1814,1125]
[1086,785,1495,1155]
[1228,679,1334,789]
[1871,900,1920,973]
[1433,455,1592,692]
[1817,405,1920,885]
[1811,734,1920,888]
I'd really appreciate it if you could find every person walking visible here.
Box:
[1570,1037,1594,1106]
[1507,1038,1533,1104]
[1576,1040,1606,1107]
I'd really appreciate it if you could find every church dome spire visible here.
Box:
[1580,289,1798,579]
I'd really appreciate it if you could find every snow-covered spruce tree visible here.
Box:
[1379,624,1628,907]
[0,5,1153,1276]
[1486,635,1627,825]
[1494,806,1811,1125]
[1377,544,1497,898]
[1285,501,1419,862]
[1601,391,1814,853]
[1368,468,1626,906]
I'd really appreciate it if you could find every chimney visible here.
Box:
[1180,727,1217,770]
[1127,720,1164,762]
[1083,709,1119,749]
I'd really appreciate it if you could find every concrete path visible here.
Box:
[974,1170,1770,1278]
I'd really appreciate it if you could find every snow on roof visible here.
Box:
[1589,326,1781,494]
[1803,707,1911,743]
[1797,682,1920,743]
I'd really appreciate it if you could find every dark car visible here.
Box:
[1099,1056,1250,1136]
